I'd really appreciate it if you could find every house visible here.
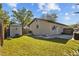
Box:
[10,24,22,37]
[28,18,70,36]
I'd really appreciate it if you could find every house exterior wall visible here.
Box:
[29,20,68,36]
[10,24,22,37]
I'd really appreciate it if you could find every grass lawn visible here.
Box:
[0,35,79,56]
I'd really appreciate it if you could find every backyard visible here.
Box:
[0,35,79,56]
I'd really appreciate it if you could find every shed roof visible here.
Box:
[10,24,22,27]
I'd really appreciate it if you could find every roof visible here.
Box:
[10,24,22,27]
[24,25,30,29]
[28,18,68,27]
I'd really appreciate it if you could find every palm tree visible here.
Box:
[0,4,4,46]
[0,4,2,9]
[0,4,10,46]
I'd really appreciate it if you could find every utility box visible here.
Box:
[73,33,79,40]
[63,28,74,35]
[73,28,79,40]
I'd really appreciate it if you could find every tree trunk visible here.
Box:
[0,22,4,46]
[22,25,24,35]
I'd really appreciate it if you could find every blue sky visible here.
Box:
[2,3,79,25]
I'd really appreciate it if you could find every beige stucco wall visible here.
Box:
[30,20,68,35]
[10,24,22,37]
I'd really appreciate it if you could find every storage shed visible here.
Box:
[10,24,22,37]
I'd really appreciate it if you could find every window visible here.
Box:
[52,25,56,30]
[16,28,17,30]
[36,25,39,29]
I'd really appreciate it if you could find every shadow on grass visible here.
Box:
[6,34,70,44]
[6,35,23,40]
[27,35,70,44]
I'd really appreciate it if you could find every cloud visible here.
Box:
[12,8,17,12]
[64,12,76,20]
[7,3,17,8]
[65,12,76,17]
[31,3,34,6]
[64,12,70,20]
[47,3,61,11]
[65,13,69,16]
[42,10,48,14]
[38,3,61,14]
[65,16,70,20]
[7,3,17,12]
[72,5,79,10]
[72,5,76,9]
[38,3,46,10]
[71,13,75,16]
[77,5,79,9]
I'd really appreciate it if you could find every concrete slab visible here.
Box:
[36,34,72,39]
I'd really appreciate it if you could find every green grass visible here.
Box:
[0,35,79,56]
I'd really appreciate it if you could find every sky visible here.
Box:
[2,3,79,25]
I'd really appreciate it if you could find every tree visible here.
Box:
[12,8,33,34]
[0,4,3,46]
[69,23,79,28]
[10,17,17,24]
[0,3,10,27]
[0,4,10,38]
[0,4,2,10]
[41,13,57,22]
[10,21,16,24]
[0,11,10,26]
[0,4,10,46]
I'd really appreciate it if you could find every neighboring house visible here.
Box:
[28,18,69,36]
[62,28,74,35]
[10,24,22,37]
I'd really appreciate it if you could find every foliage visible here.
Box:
[0,4,10,27]
[0,36,79,56]
[69,24,79,28]
[0,4,2,10]
[10,21,16,24]
[12,8,33,26]
[12,8,33,34]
